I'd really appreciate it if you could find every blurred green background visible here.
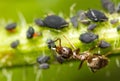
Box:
[0,0,111,22]
[0,0,120,81]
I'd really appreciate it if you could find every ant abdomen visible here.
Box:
[87,54,108,72]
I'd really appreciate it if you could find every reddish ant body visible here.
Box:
[48,36,110,72]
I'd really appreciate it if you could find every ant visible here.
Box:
[47,35,110,72]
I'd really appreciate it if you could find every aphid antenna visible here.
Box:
[63,34,76,49]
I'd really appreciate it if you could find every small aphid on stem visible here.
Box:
[10,40,19,48]
[35,18,45,26]
[26,27,35,39]
[70,16,78,28]
[101,0,115,14]
[39,63,50,69]
[79,32,98,43]
[37,55,50,64]
[87,24,97,31]
[98,40,111,48]
[5,23,17,31]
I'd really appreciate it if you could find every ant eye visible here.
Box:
[62,48,69,54]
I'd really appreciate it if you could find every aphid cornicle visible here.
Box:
[85,9,108,22]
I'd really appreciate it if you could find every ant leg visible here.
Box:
[78,60,84,69]
[104,48,120,57]
[88,40,102,52]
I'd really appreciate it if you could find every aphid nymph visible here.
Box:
[10,40,19,48]
[79,32,98,43]
[37,55,50,64]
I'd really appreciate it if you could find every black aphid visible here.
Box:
[26,27,35,39]
[77,10,90,25]
[110,19,119,24]
[37,55,50,64]
[39,63,50,69]
[55,55,65,64]
[70,16,78,28]
[85,9,108,22]
[46,39,56,49]
[79,32,98,43]
[43,15,68,29]
[117,25,120,31]
[98,40,111,48]
[5,23,17,30]
[101,0,115,14]
[10,40,19,48]
[35,18,45,26]
[87,24,97,31]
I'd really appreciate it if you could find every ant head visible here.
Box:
[56,47,73,59]
[87,54,108,72]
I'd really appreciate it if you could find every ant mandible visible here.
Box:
[47,35,110,72]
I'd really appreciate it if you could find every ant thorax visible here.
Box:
[73,51,90,61]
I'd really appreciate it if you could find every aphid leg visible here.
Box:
[90,68,96,73]
[78,60,84,69]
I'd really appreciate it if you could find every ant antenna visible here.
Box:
[63,34,76,49]
[54,38,62,47]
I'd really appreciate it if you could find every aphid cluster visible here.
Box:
[47,36,111,72]
[4,0,120,73]
[37,55,50,69]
